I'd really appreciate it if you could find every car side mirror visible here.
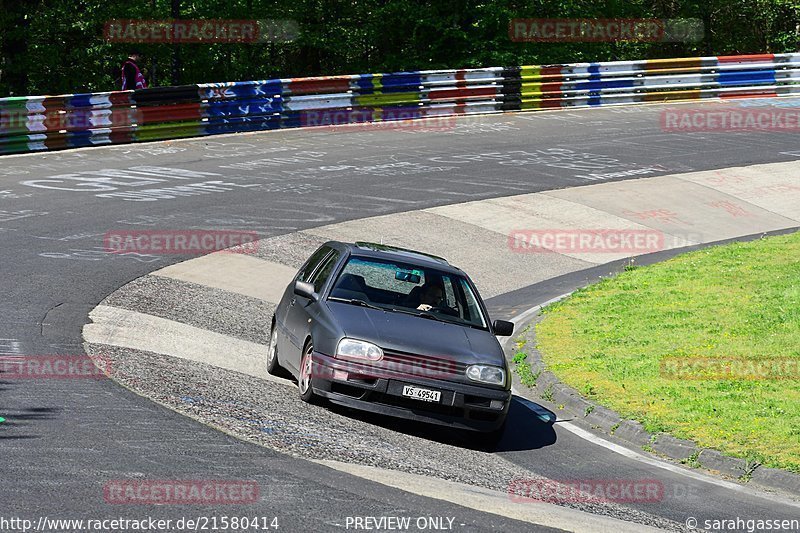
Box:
[294,280,318,302]
[493,319,514,337]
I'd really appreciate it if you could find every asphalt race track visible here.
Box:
[2,99,800,531]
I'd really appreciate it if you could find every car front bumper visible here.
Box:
[310,351,511,432]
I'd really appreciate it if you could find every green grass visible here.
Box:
[512,350,541,388]
[535,231,800,473]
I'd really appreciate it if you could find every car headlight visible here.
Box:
[336,338,384,361]
[466,364,505,385]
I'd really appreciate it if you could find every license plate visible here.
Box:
[402,385,441,403]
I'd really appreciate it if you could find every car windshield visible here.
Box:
[328,256,488,329]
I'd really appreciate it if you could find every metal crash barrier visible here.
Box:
[1,53,798,155]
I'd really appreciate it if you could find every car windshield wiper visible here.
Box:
[388,307,452,324]
[389,307,488,330]
[328,297,385,312]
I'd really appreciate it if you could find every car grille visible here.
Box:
[378,349,467,380]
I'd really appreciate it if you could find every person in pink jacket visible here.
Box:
[120,51,148,90]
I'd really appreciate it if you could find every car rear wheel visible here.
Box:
[299,341,318,403]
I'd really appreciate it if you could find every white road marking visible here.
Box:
[84,305,292,386]
[555,421,800,509]
[153,254,296,303]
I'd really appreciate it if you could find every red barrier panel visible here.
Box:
[287,77,352,95]
[137,103,202,123]
[427,86,501,101]
[717,54,775,63]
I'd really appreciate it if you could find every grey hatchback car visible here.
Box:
[267,241,514,440]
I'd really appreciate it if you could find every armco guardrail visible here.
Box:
[1,53,799,155]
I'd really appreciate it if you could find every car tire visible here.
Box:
[266,323,282,376]
[298,340,318,403]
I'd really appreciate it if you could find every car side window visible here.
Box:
[298,246,332,282]
[310,250,341,293]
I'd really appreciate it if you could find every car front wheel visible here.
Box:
[299,341,318,403]
[266,324,281,375]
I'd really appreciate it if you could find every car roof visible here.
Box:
[327,241,464,274]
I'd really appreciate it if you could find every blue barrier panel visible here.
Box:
[67,93,98,109]
[353,75,379,94]
[575,79,635,91]
[352,73,423,94]
[66,130,98,148]
[205,97,283,117]
[718,69,776,86]
[204,114,282,134]
[379,73,423,93]
[279,113,303,128]
[199,80,284,100]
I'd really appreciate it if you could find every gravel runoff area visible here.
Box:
[84,342,683,531]
[103,275,275,345]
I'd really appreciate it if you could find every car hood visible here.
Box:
[327,302,506,367]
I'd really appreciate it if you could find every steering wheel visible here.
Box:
[430,305,459,317]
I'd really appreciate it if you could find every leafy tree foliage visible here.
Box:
[0,0,797,96]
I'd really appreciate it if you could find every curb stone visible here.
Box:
[507,312,800,497]
[751,467,800,494]
[584,405,622,434]
[651,435,698,462]
[697,450,749,479]
[613,420,652,448]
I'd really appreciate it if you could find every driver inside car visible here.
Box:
[414,283,445,311]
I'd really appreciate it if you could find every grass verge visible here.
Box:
[535,231,800,473]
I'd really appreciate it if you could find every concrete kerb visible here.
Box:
[506,291,800,498]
